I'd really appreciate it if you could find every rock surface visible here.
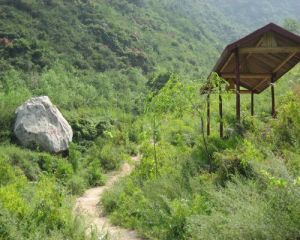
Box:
[14,96,73,153]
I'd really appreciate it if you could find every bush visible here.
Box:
[187,179,300,240]
[272,93,300,148]
[86,160,105,187]
[0,158,18,186]
[38,154,74,182]
[68,143,81,173]
[100,143,124,171]
[66,174,86,195]
[214,148,255,185]
[0,145,41,181]
[0,183,29,217]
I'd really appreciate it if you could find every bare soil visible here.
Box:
[75,156,142,240]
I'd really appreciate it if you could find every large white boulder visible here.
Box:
[14,96,73,153]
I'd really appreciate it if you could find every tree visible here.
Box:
[145,73,227,174]
[283,18,300,35]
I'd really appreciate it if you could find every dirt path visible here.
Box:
[75,156,142,240]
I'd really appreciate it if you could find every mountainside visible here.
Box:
[210,0,300,33]
[0,0,232,77]
[0,1,300,240]
[2,1,298,78]
[1,0,298,79]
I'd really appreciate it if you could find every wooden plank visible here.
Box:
[227,89,252,94]
[251,54,279,68]
[294,54,300,60]
[272,52,296,73]
[220,53,234,72]
[250,53,298,89]
[240,47,300,54]
[240,37,265,69]
[248,56,273,73]
[264,53,283,63]
[261,32,277,47]
[221,73,271,79]
[240,90,252,94]
[254,79,269,91]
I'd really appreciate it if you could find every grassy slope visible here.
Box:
[0,0,299,239]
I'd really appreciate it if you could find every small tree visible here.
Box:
[145,72,228,174]
[283,18,300,35]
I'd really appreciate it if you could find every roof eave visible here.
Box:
[210,23,300,77]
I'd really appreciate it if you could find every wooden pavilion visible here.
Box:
[204,23,300,137]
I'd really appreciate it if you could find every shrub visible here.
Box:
[86,160,105,187]
[38,154,74,182]
[66,174,86,195]
[68,143,81,173]
[0,183,29,217]
[0,145,41,181]
[214,148,255,185]
[272,92,300,148]
[0,158,17,186]
[187,179,300,240]
[100,143,124,171]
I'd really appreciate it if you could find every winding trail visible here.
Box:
[75,156,142,240]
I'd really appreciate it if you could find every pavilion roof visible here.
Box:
[210,23,300,93]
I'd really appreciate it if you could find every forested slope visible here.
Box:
[0,0,231,77]
[209,0,300,33]
[0,0,300,240]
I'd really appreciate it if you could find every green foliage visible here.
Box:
[85,160,105,187]
[0,0,230,77]
[272,92,300,147]
[187,179,300,240]
[283,18,300,34]
[0,169,95,240]
[0,1,300,239]
[102,68,300,240]
[0,143,110,239]
[66,174,87,195]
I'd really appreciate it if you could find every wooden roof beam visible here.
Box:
[251,55,276,70]
[221,73,271,79]
[251,53,295,91]
[227,89,252,94]
[240,47,300,54]
[272,52,297,73]
[253,78,270,91]
[220,53,234,72]
[240,90,252,94]
[240,36,265,70]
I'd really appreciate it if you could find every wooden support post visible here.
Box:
[219,85,223,138]
[251,91,254,116]
[207,94,210,136]
[271,75,276,118]
[235,48,241,123]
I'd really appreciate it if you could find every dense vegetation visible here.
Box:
[102,66,300,239]
[0,0,299,239]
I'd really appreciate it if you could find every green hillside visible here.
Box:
[0,0,229,76]
[0,0,300,240]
